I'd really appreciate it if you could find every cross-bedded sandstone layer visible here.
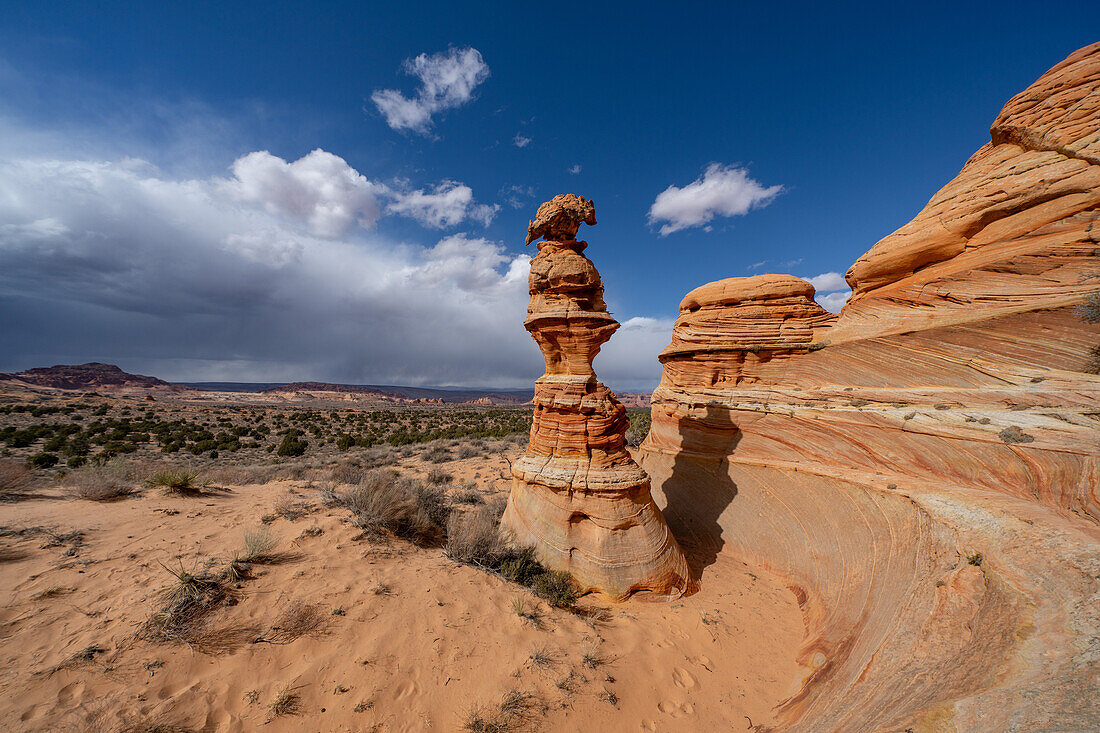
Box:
[501,195,691,600]
[641,43,1100,731]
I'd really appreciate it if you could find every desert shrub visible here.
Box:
[1076,290,1100,323]
[446,504,579,608]
[27,452,59,469]
[464,689,540,732]
[263,600,328,643]
[532,570,580,608]
[69,468,137,501]
[277,431,308,457]
[424,445,452,463]
[426,467,453,485]
[0,460,34,498]
[625,408,651,447]
[457,444,480,459]
[270,687,301,717]
[453,486,484,505]
[273,493,310,520]
[336,434,354,451]
[445,507,509,567]
[332,470,449,545]
[141,564,231,644]
[148,469,201,494]
[239,528,278,563]
[66,455,87,468]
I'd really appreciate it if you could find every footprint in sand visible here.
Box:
[657,700,695,717]
[394,679,420,700]
[56,681,85,707]
[672,666,697,689]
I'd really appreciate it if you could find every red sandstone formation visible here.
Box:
[501,194,691,600]
[641,43,1100,731]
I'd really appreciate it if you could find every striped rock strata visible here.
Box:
[641,43,1100,731]
[501,194,691,600]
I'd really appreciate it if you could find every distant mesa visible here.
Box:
[0,362,190,393]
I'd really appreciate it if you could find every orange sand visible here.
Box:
[1,461,805,732]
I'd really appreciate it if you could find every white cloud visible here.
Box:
[803,271,847,293]
[747,260,767,270]
[648,163,782,235]
[817,290,851,312]
[371,47,490,134]
[802,271,850,313]
[223,149,386,238]
[568,164,582,175]
[0,151,666,389]
[513,134,531,148]
[387,181,498,228]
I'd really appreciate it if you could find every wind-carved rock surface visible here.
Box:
[641,43,1100,731]
[502,194,692,600]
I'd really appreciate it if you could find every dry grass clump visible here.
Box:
[426,467,453,485]
[239,528,278,563]
[424,445,453,463]
[273,493,310,520]
[140,563,233,645]
[263,600,328,643]
[329,470,450,545]
[464,689,541,732]
[0,460,34,499]
[270,686,301,717]
[457,444,481,459]
[452,485,484,505]
[528,645,557,669]
[69,467,137,501]
[147,469,202,495]
[446,504,579,608]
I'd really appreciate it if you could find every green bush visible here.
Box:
[277,431,308,457]
[27,452,59,469]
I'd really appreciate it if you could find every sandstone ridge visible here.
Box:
[641,43,1100,731]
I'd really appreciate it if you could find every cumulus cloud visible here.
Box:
[387,181,498,228]
[817,291,851,312]
[224,149,386,237]
[568,164,582,175]
[371,47,490,134]
[802,271,851,312]
[648,163,782,235]
[513,133,531,148]
[804,271,847,293]
[0,151,666,389]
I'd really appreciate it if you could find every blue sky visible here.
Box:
[0,2,1096,389]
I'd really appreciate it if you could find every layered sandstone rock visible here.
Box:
[641,43,1100,731]
[502,195,691,600]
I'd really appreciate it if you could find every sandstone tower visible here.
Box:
[500,194,691,600]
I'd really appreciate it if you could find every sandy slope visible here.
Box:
[0,467,805,732]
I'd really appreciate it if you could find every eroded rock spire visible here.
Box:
[501,194,692,600]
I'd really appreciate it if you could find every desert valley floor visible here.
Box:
[0,390,804,732]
